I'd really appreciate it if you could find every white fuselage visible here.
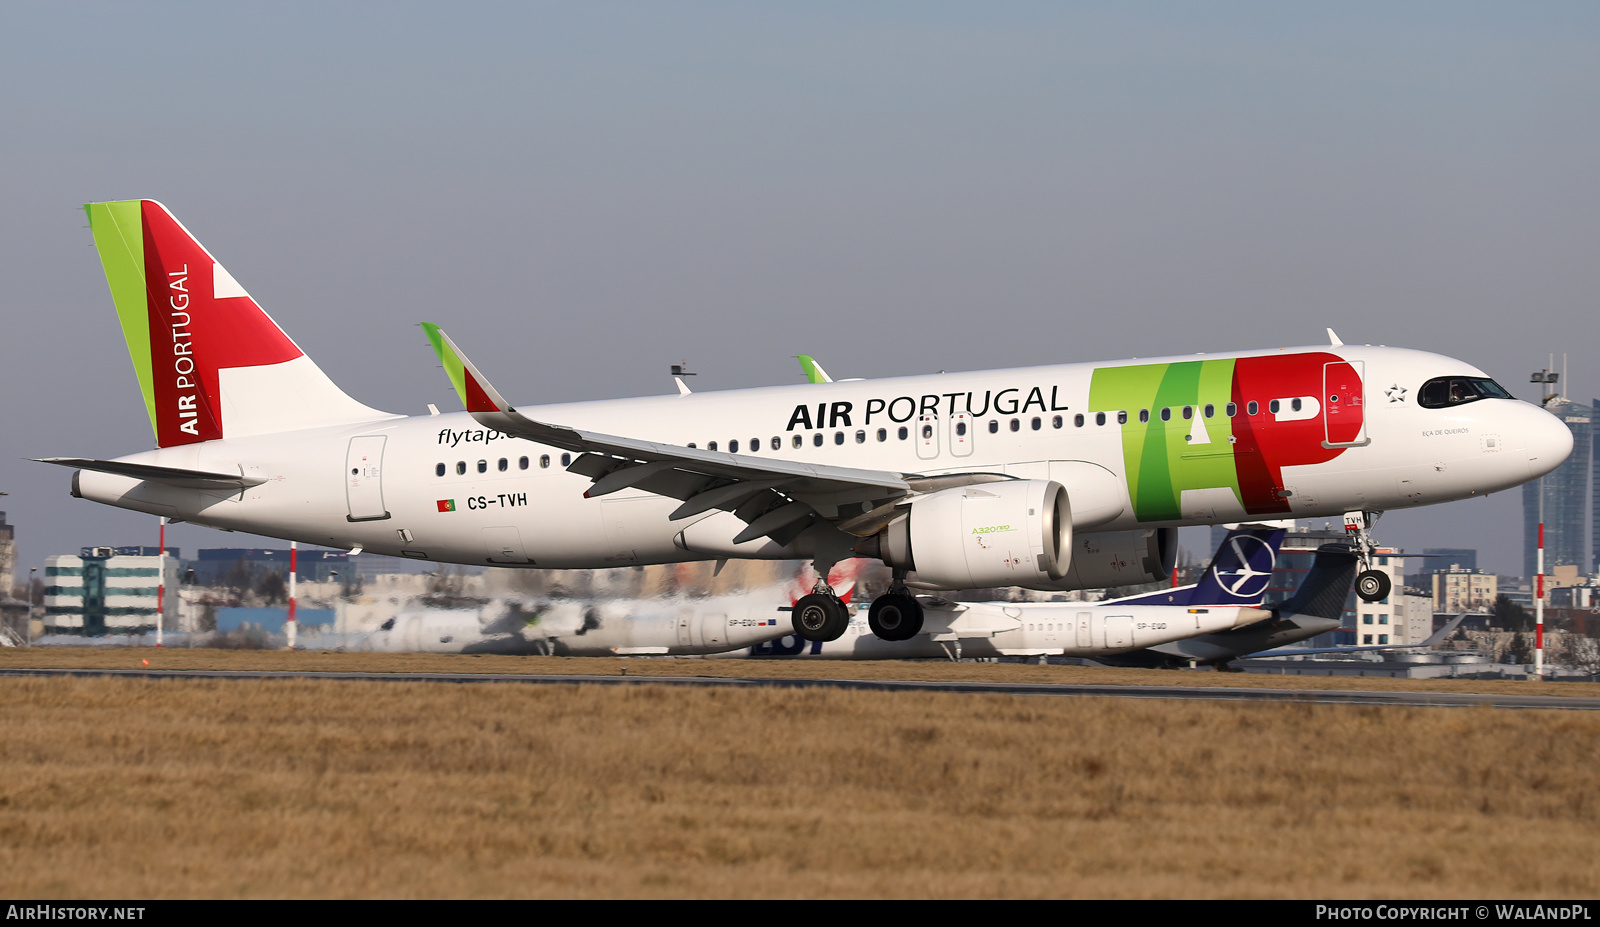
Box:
[724,598,1273,661]
[73,344,1570,574]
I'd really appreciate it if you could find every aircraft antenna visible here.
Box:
[671,361,696,396]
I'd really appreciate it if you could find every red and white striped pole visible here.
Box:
[287,540,298,650]
[156,518,165,648]
[1535,522,1544,679]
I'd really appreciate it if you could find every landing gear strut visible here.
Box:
[868,570,924,642]
[1344,510,1392,603]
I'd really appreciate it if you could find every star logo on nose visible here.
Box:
[1386,384,1407,403]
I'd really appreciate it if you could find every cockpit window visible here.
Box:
[1417,376,1514,409]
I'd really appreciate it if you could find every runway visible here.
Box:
[3,666,1597,710]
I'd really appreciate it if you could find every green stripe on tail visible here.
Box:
[84,201,158,437]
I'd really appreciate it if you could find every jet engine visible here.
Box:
[1022,527,1178,591]
[878,480,1071,590]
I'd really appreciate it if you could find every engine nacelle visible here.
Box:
[882,480,1071,590]
[1022,527,1178,591]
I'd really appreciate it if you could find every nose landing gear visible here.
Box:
[1344,510,1393,603]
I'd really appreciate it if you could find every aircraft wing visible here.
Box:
[422,324,926,543]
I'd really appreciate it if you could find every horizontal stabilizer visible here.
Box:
[35,457,265,489]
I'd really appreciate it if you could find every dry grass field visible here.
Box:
[0,669,1596,898]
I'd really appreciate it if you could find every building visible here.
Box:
[43,548,178,635]
[1415,548,1476,588]
[1523,397,1592,577]
[0,512,14,595]
[1431,565,1498,614]
[188,548,352,586]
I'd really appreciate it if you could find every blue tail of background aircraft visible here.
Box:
[1111,525,1287,608]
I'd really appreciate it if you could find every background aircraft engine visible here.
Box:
[1021,527,1178,591]
[882,480,1071,590]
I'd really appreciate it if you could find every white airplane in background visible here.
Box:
[363,526,1284,660]
[47,200,1571,647]
[737,524,1297,661]
[360,561,868,656]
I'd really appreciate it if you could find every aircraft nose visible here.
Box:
[1522,404,1574,480]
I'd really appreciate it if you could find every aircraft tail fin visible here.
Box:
[1109,524,1285,607]
[1278,544,1359,621]
[84,199,393,447]
[1184,525,1287,606]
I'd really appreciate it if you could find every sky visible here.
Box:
[2,2,1596,579]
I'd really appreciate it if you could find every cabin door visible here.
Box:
[345,436,390,522]
[1323,361,1369,448]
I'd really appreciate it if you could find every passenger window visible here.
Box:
[1247,401,1259,415]
[687,442,697,448]
[1291,398,1302,412]
[477,460,488,474]
[1159,408,1170,422]
[708,441,718,451]
[921,424,933,439]
[1225,402,1236,417]
[877,428,887,442]
[1182,406,1193,420]
[813,433,823,447]
[1269,400,1280,414]
[834,431,844,445]
[1052,415,1062,428]
[1094,412,1105,426]
[435,463,445,477]
[955,422,967,436]
[792,435,803,449]
[988,420,999,434]
[498,458,508,472]
[1203,404,1214,418]
[856,430,866,443]
[1009,418,1020,432]
[898,426,909,440]
[751,438,760,453]
[771,436,781,451]
[539,455,550,468]
[519,456,529,470]
[560,453,571,466]
[1074,414,1084,427]
[728,440,738,453]
[1139,410,1150,423]
[1117,411,1128,425]
[456,461,466,475]
[1031,417,1041,431]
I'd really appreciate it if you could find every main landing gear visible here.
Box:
[867,570,924,642]
[792,582,850,643]
[1344,510,1393,603]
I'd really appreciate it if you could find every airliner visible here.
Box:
[359,561,869,656]
[739,524,1296,661]
[47,200,1572,645]
[362,526,1285,660]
